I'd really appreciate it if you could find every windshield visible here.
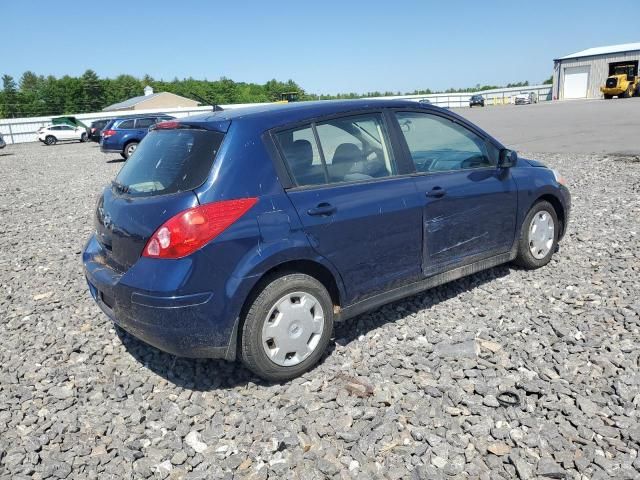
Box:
[114,129,224,197]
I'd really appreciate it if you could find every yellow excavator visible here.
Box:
[276,92,299,103]
[601,63,639,99]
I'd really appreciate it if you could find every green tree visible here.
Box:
[1,75,18,118]
[18,71,44,116]
[41,75,65,116]
[543,75,553,85]
[81,69,104,112]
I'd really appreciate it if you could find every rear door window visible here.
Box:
[117,119,135,129]
[135,118,155,129]
[276,113,396,187]
[274,126,326,186]
[114,129,224,196]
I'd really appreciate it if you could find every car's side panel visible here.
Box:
[286,177,424,304]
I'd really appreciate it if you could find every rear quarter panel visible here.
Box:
[194,119,347,321]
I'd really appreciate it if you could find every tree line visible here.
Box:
[0,69,539,119]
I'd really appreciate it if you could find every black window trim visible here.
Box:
[267,108,413,191]
[387,107,504,177]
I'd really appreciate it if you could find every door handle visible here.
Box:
[426,187,446,198]
[307,203,336,216]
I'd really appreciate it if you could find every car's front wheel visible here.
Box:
[514,200,559,269]
[80,132,88,142]
[240,273,334,381]
[44,136,57,146]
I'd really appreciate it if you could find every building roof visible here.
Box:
[103,93,164,111]
[556,42,640,61]
[102,91,198,111]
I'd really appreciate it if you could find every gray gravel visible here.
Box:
[1,142,639,479]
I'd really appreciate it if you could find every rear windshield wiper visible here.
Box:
[111,180,130,194]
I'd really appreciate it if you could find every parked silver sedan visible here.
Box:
[0,133,6,149]
[515,92,538,105]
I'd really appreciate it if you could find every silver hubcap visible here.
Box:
[127,144,137,156]
[528,210,555,259]
[262,291,324,367]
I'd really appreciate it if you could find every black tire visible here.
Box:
[513,200,559,269]
[123,141,138,159]
[240,273,334,381]
[120,153,127,159]
[604,94,612,100]
[44,136,57,146]
[80,132,88,142]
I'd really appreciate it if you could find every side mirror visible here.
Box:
[498,149,518,168]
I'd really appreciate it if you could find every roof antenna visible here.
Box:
[189,92,224,112]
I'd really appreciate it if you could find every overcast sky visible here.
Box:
[2,0,639,93]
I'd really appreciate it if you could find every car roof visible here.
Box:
[114,113,173,120]
[180,99,433,131]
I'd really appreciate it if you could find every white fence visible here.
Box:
[0,85,552,145]
[372,84,552,108]
[0,103,260,145]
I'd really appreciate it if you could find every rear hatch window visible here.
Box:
[114,128,224,197]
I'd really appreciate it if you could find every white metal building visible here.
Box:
[552,42,640,100]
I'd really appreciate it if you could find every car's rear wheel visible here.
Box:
[604,94,612,100]
[240,273,334,381]
[513,200,559,269]
[123,141,138,159]
[80,132,88,142]
[44,136,56,146]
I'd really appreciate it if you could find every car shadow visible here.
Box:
[106,158,125,164]
[0,152,14,157]
[115,263,512,391]
[333,263,512,345]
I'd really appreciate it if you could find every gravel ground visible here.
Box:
[0,142,639,480]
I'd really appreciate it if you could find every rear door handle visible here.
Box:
[426,187,446,198]
[307,203,337,216]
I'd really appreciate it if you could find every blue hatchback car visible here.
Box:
[83,100,571,381]
[100,114,175,159]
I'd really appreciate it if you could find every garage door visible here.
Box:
[563,66,590,99]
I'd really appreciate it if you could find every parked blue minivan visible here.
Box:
[84,100,570,380]
[100,114,175,159]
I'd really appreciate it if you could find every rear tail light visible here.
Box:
[154,121,181,130]
[91,128,96,133]
[143,198,258,259]
[103,129,116,138]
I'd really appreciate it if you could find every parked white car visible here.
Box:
[514,92,538,105]
[0,132,5,149]
[37,125,88,145]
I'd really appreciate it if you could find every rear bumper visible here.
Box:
[82,234,236,359]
